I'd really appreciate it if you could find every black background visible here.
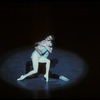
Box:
[0,0,100,99]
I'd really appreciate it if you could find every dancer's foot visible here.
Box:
[44,74,48,82]
[17,75,26,81]
[59,75,69,81]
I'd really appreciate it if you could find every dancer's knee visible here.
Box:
[31,69,38,74]
[47,59,50,64]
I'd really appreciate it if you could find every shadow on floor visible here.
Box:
[25,59,59,79]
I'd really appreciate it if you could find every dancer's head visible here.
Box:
[45,35,55,41]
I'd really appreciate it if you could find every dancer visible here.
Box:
[17,35,54,82]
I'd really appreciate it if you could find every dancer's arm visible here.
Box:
[35,40,53,53]
[34,42,40,46]
[41,42,53,53]
[39,41,53,53]
[45,45,53,53]
[35,46,43,55]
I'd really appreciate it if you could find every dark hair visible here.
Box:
[48,35,55,48]
[50,34,55,43]
[50,34,55,40]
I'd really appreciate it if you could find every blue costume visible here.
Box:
[31,45,49,60]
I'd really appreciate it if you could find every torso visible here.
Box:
[31,45,49,59]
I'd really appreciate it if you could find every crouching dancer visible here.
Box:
[17,35,54,82]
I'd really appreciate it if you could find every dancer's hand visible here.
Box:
[40,41,46,46]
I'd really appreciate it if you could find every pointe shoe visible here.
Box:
[44,74,48,82]
[59,75,69,81]
[17,75,26,81]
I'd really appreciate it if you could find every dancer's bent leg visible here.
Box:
[39,57,50,82]
[17,54,39,81]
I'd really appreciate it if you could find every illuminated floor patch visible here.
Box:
[0,46,88,92]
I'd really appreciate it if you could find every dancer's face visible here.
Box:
[45,35,53,41]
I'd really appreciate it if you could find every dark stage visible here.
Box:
[0,1,100,99]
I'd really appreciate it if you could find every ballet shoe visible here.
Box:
[44,74,48,82]
[17,75,26,81]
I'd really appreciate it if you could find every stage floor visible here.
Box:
[0,46,88,98]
